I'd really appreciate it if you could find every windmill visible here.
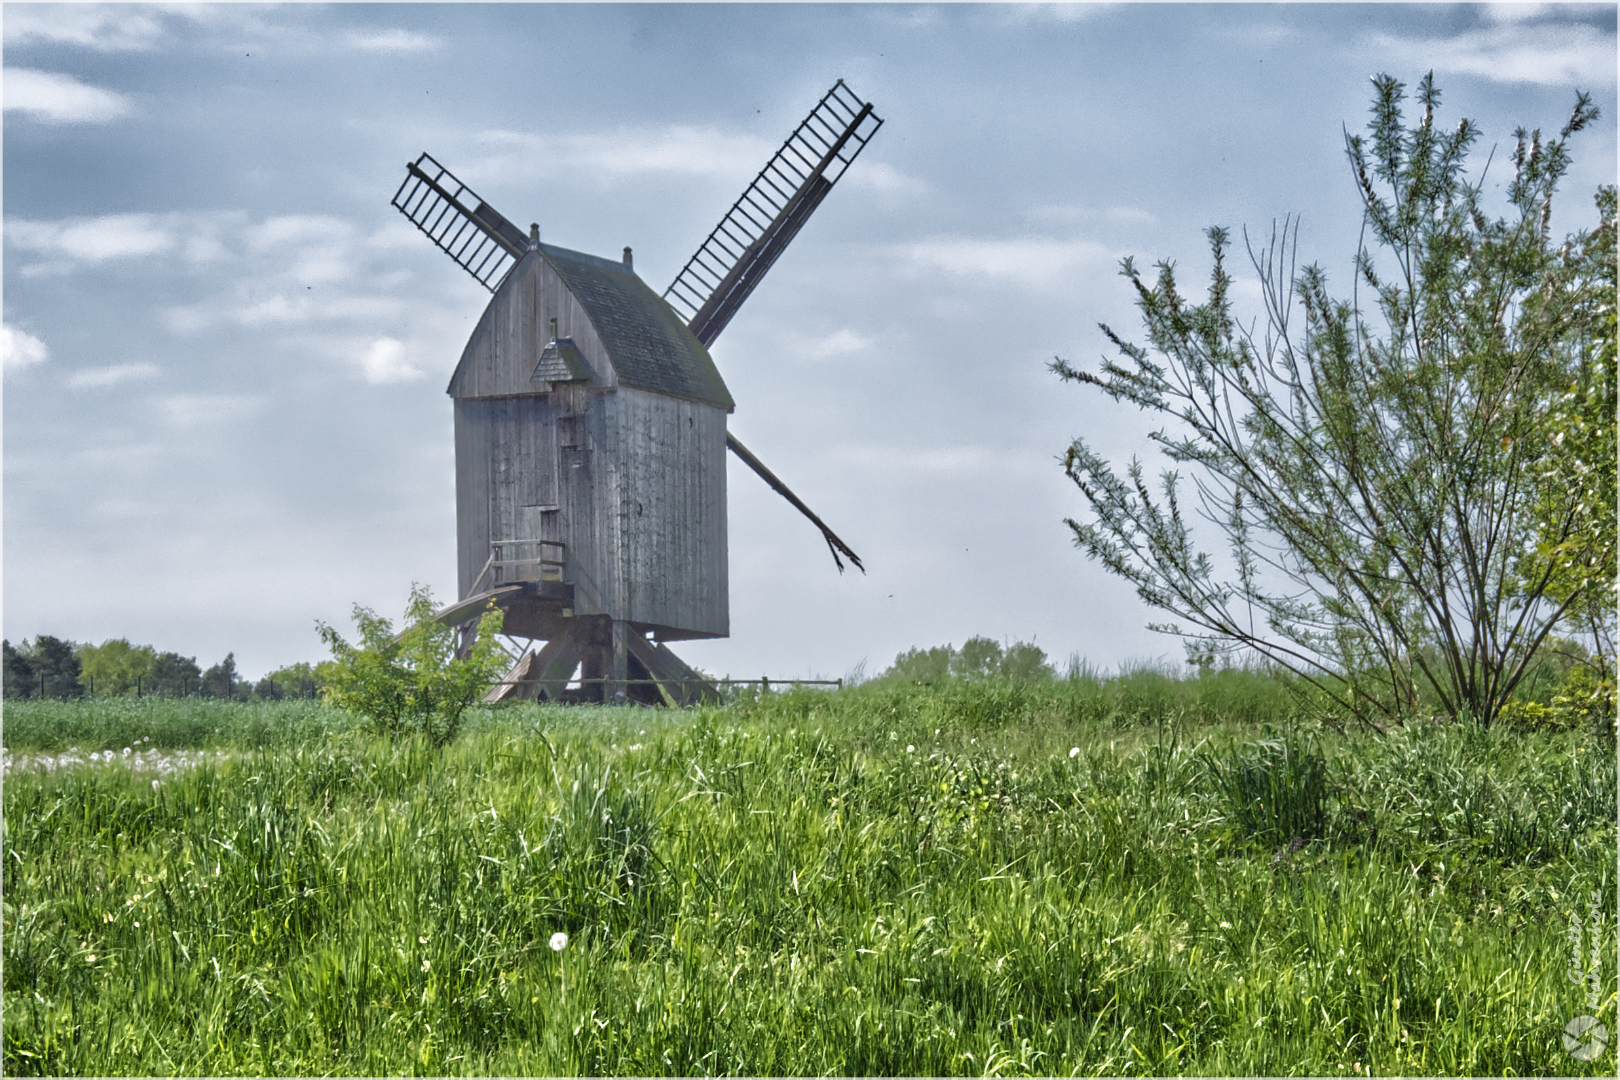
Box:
[389,80,882,704]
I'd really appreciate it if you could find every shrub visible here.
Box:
[317,584,506,748]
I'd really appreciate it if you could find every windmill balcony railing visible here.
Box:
[486,539,567,587]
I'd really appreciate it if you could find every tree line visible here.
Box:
[1,636,328,701]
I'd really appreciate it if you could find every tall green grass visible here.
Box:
[4,676,1614,1075]
[2,696,343,752]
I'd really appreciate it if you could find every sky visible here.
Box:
[4,2,1616,683]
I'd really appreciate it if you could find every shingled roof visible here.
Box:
[541,244,734,410]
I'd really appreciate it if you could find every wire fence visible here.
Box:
[10,676,324,702]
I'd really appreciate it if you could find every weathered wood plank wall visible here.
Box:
[450,249,729,640]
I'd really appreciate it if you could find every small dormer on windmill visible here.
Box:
[390,81,882,704]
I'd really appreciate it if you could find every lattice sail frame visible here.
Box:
[663,80,883,346]
[391,153,530,291]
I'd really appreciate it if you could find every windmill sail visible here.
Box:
[726,432,864,573]
[392,153,529,291]
[662,82,882,575]
[664,80,882,347]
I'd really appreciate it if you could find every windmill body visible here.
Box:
[392,81,881,703]
[450,242,732,645]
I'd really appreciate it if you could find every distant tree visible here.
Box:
[880,638,1055,685]
[1000,641,1055,682]
[77,638,158,696]
[952,637,1005,680]
[884,644,956,685]
[201,653,242,699]
[26,635,85,699]
[1054,74,1612,730]
[149,652,202,696]
[258,660,325,700]
[3,640,36,699]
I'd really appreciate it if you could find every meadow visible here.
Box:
[3,669,1615,1076]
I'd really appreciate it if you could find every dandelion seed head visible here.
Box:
[1069,747,1081,758]
[549,931,569,952]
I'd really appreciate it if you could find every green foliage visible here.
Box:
[1524,185,1617,667]
[1502,662,1618,742]
[1054,74,1613,731]
[147,651,202,695]
[256,661,326,700]
[1200,728,1329,844]
[199,652,245,700]
[74,639,158,696]
[883,643,954,685]
[3,636,84,700]
[317,584,506,748]
[3,640,36,700]
[4,686,1613,1075]
[879,636,1055,685]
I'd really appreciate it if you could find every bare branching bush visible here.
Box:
[1055,73,1615,730]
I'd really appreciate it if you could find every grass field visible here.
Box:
[4,671,1615,1075]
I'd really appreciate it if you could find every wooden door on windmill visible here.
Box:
[488,398,559,584]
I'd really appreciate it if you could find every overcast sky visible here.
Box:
[4,3,1616,682]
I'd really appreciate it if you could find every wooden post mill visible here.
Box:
[389,81,882,703]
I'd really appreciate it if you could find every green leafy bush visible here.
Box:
[317,584,506,748]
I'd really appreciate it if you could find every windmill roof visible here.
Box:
[540,244,734,410]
